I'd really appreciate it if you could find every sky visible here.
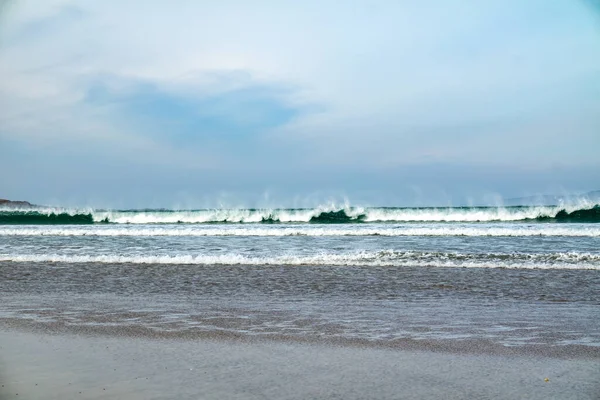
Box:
[1,0,599,208]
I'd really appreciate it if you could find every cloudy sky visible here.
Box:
[1,0,599,207]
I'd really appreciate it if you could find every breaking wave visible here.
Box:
[0,211,95,224]
[0,250,598,270]
[0,203,599,224]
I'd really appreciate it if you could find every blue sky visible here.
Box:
[0,0,599,207]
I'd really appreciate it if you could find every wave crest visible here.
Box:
[1,203,598,224]
[0,211,95,224]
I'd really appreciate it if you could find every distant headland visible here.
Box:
[0,199,35,208]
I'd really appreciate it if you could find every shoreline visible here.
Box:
[1,319,599,360]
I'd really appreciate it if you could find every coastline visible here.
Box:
[0,200,34,208]
[1,316,599,360]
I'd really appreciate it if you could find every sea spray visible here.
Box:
[1,203,599,224]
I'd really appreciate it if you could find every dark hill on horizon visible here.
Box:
[0,199,34,208]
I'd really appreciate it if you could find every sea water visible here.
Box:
[1,203,599,348]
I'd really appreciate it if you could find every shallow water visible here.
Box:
[1,206,599,349]
[1,262,599,348]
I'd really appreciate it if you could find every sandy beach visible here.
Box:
[1,258,599,399]
[0,326,598,400]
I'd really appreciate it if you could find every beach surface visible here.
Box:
[1,258,599,399]
[1,327,599,400]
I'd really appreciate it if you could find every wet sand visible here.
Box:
[1,260,599,398]
[1,328,599,400]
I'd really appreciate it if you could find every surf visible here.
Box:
[0,211,96,224]
[2,224,600,237]
[1,250,598,270]
[0,203,598,224]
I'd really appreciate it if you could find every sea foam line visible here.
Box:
[1,226,599,237]
[1,251,598,270]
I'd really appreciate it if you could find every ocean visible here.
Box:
[1,202,599,352]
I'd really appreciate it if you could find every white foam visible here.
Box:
[92,204,365,224]
[94,206,563,223]
[1,225,598,237]
[362,201,598,222]
[1,251,598,270]
[2,200,598,224]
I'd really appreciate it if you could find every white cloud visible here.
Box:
[0,0,599,199]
